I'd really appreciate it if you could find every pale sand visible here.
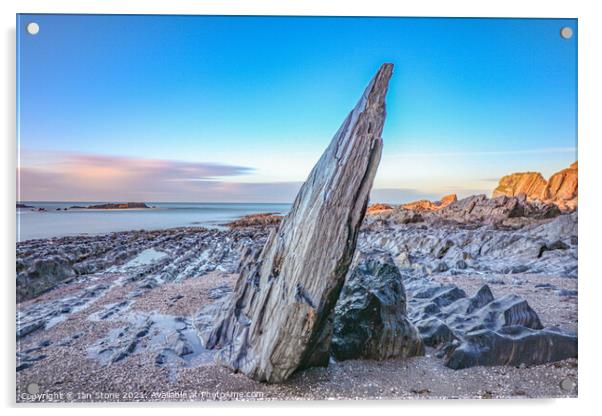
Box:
[16,271,577,402]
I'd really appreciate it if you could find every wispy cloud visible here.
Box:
[16,151,306,202]
[21,151,253,178]
[385,147,577,160]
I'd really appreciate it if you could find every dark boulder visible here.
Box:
[414,317,456,347]
[332,250,424,361]
[444,326,578,369]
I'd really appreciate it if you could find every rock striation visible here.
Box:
[403,278,577,369]
[332,250,424,361]
[365,193,562,231]
[225,213,284,229]
[361,208,578,279]
[492,162,577,211]
[16,227,266,303]
[196,64,393,382]
[434,194,560,225]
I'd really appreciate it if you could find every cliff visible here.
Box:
[492,162,577,211]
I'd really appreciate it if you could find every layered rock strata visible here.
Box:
[403,278,577,369]
[197,64,393,382]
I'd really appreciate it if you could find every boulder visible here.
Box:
[196,64,393,382]
[332,250,424,361]
[444,326,578,369]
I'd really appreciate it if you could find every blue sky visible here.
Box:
[17,15,577,203]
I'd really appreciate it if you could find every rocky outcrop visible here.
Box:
[401,193,457,212]
[404,278,577,369]
[493,172,547,200]
[17,256,76,302]
[492,162,577,211]
[332,250,423,361]
[86,202,151,209]
[543,162,578,211]
[196,64,393,383]
[226,213,283,229]
[435,194,561,225]
[16,227,267,303]
[366,203,394,214]
[360,210,578,279]
[364,194,562,231]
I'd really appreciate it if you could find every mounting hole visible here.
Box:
[560,27,573,40]
[26,22,40,35]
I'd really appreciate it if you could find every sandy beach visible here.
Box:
[16,201,578,402]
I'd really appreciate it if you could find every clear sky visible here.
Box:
[17,15,577,203]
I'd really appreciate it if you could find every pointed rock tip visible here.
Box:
[379,62,394,73]
[363,63,394,107]
[374,63,394,84]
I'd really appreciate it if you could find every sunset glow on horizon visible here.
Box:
[17,15,577,203]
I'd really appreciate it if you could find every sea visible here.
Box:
[16,202,291,241]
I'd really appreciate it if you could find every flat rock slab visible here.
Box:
[197,64,394,382]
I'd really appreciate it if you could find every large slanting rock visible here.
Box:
[332,250,424,361]
[197,64,394,382]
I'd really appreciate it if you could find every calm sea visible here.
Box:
[16,202,291,241]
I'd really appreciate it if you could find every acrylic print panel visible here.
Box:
[16,14,578,402]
